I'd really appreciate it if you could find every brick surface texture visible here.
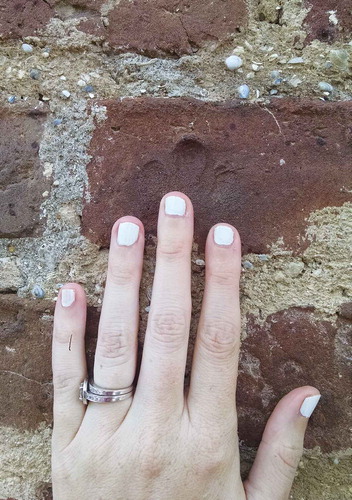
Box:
[82,97,352,254]
[0,105,49,238]
[0,0,351,498]
[303,0,352,44]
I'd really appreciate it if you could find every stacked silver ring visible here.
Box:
[79,378,134,405]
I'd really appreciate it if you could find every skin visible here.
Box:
[52,191,320,500]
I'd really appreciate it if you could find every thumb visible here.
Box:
[243,386,321,500]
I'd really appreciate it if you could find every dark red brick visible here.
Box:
[82,97,352,255]
[0,296,53,429]
[237,307,352,453]
[0,0,104,40]
[0,0,247,53]
[303,0,352,44]
[2,297,350,454]
[0,0,53,40]
[0,105,50,238]
[105,0,248,57]
[339,302,352,320]
[0,296,99,431]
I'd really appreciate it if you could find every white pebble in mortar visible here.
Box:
[225,55,243,70]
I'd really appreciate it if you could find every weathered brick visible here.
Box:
[238,307,352,453]
[2,298,350,455]
[303,0,352,44]
[0,106,50,238]
[339,302,352,320]
[0,0,104,40]
[0,296,53,429]
[0,0,247,52]
[0,296,98,431]
[105,0,248,57]
[0,0,53,40]
[82,97,352,254]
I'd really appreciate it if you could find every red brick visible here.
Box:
[0,0,53,40]
[2,298,350,454]
[0,106,50,238]
[0,0,247,53]
[0,0,104,40]
[82,97,352,254]
[0,296,99,430]
[0,296,53,429]
[238,307,352,452]
[339,302,352,320]
[105,0,248,57]
[303,0,352,44]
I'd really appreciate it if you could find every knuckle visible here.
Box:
[195,447,230,476]
[192,427,235,476]
[208,268,238,287]
[108,262,135,287]
[149,307,188,351]
[275,442,303,475]
[53,371,76,393]
[200,318,239,359]
[54,326,77,346]
[157,237,188,261]
[137,434,166,479]
[97,326,133,363]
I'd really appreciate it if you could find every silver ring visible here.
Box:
[88,379,134,396]
[79,378,134,405]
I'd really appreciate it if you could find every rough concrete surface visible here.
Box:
[0,0,351,498]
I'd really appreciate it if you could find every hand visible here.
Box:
[51,192,320,500]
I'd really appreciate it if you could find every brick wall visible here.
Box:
[0,1,351,498]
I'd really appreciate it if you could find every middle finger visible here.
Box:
[134,192,193,414]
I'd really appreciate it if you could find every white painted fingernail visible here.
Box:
[214,225,234,246]
[165,196,186,216]
[61,289,75,307]
[300,395,321,418]
[117,222,139,246]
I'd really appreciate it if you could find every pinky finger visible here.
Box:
[244,386,321,500]
[52,283,87,452]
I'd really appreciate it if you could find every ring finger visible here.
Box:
[86,216,144,424]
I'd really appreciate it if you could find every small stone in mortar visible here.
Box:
[8,95,16,104]
[195,259,205,266]
[32,285,45,298]
[273,78,283,85]
[287,57,304,64]
[238,84,250,99]
[318,82,333,93]
[243,260,254,269]
[22,43,33,53]
[225,55,243,70]
[30,68,41,80]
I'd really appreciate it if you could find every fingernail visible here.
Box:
[165,196,186,216]
[117,222,139,246]
[214,225,234,246]
[61,289,75,307]
[300,395,321,418]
